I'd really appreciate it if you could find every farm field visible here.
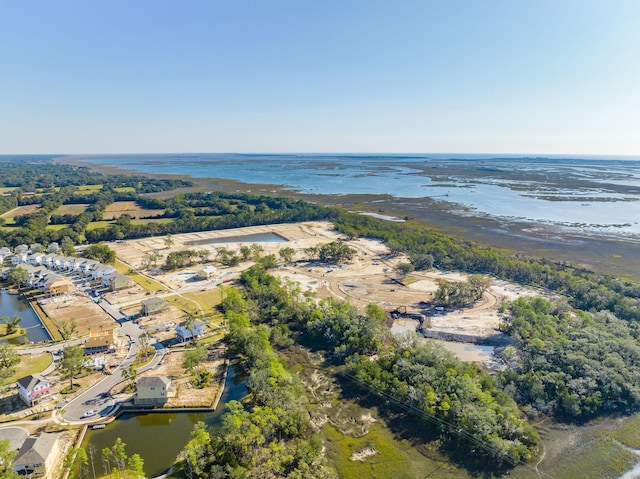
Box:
[0,204,40,224]
[53,203,89,215]
[103,200,164,220]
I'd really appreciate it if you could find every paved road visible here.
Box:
[60,319,168,423]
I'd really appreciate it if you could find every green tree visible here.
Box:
[278,246,296,263]
[59,317,78,340]
[63,447,88,479]
[83,243,116,264]
[3,315,22,336]
[183,345,207,373]
[164,233,174,250]
[58,345,85,390]
[396,262,415,276]
[181,422,211,479]
[61,236,76,256]
[122,366,137,389]
[239,245,252,260]
[0,439,18,478]
[0,344,20,385]
[6,267,28,287]
[127,453,145,478]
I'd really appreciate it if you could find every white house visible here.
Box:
[91,264,116,280]
[0,247,12,264]
[175,319,206,342]
[11,253,27,266]
[17,374,52,407]
[27,252,46,266]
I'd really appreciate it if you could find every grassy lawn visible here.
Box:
[131,218,173,225]
[86,220,112,231]
[75,184,103,194]
[115,260,165,291]
[169,290,224,326]
[45,224,68,231]
[113,186,136,193]
[53,203,89,215]
[6,353,53,383]
[0,187,18,193]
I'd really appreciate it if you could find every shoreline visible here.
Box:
[54,156,640,281]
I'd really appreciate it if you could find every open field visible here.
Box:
[53,203,89,215]
[0,204,40,223]
[40,294,116,336]
[4,353,52,385]
[103,200,164,220]
[74,184,102,194]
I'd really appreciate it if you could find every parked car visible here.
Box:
[82,410,97,418]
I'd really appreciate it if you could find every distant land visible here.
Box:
[57,154,640,280]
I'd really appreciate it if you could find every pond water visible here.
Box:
[82,363,248,478]
[187,232,288,246]
[0,290,51,344]
[429,339,494,363]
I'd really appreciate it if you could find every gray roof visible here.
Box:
[16,374,49,391]
[13,433,58,467]
[137,376,171,388]
[142,297,169,308]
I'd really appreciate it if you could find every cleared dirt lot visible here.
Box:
[109,221,543,340]
[40,294,116,336]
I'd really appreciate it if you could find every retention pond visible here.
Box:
[0,290,51,344]
[81,363,248,478]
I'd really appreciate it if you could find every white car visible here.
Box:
[82,410,97,418]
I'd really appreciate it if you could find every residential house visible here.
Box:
[11,253,27,265]
[28,243,42,253]
[12,432,60,478]
[80,259,99,276]
[102,272,134,291]
[91,264,116,280]
[0,246,12,264]
[42,253,57,268]
[141,297,169,316]
[83,328,117,355]
[46,242,59,253]
[27,252,46,266]
[15,244,28,255]
[43,274,71,295]
[175,319,206,342]
[195,266,217,280]
[17,374,52,407]
[134,376,175,406]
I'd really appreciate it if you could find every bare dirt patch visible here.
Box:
[136,348,225,408]
[41,294,116,336]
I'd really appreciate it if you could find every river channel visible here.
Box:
[0,290,50,344]
[82,363,248,478]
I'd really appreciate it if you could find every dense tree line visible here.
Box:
[225,265,539,467]
[499,296,640,420]
[176,279,335,478]
[0,157,190,193]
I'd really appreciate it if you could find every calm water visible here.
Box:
[187,232,288,246]
[65,154,640,238]
[82,364,248,478]
[0,291,51,343]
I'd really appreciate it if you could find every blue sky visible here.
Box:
[1,0,638,155]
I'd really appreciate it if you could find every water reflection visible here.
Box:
[0,291,51,343]
[82,363,247,478]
